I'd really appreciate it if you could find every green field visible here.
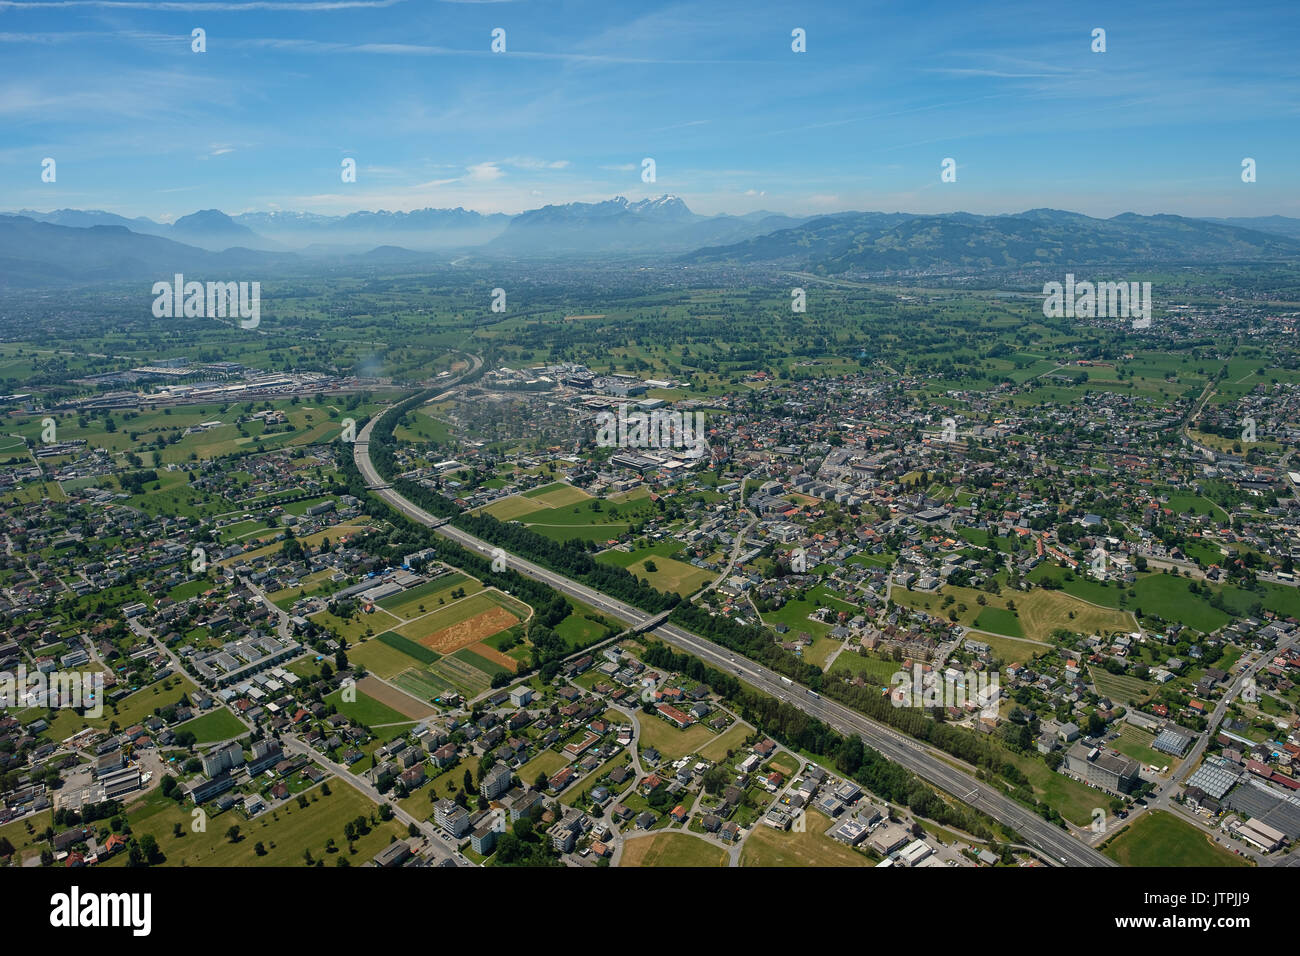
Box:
[324,687,411,728]
[347,637,432,679]
[176,708,248,745]
[388,667,456,702]
[621,831,729,867]
[105,781,407,867]
[391,588,530,643]
[972,607,1025,639]
[697,721,750,762]
[375,571,478,618]
[1103,810,1250,867]
[376,630,441,664]
[739,810,873,867]
[598,542,714,596]
[59,676,200,739]
[518,749,569,784]
[1090,666,1156,706]
[635,714,717,762]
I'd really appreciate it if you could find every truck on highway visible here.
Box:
[806,689,820,699]
[780,676,793,685]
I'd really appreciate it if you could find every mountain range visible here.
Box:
[683,208,1300,272]
[2,199,1300,288]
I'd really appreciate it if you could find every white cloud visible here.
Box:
[465,162,504,182]
[504,156,569,170]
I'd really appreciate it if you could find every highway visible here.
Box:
[353,372,1116,868]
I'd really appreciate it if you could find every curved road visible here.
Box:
[354,367,1114,868]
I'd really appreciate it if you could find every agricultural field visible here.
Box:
[352,676,438,720]
[347,636,434,680]
[375,571,480,619]
[78,676,199,737]
[1090,666,1156,707]
[323,574,534,702]
[324,684,418,729]
[391,589,530,654]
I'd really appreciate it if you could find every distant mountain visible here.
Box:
[170,209,279,252]
[14,208,169,236]
[6,201,1298,288]
[682,209,1300,272]
[1199,215,1300,241]
[233,207,510,251]
[0,215,295,288]
[10,207,278,252]
[486,195,809,256]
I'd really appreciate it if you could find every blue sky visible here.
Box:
[1,0,1296,221]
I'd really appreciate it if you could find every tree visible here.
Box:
[254,842,267,856]
[139,833,162,865]
[534,772,548,791]
[226,825,242,844]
